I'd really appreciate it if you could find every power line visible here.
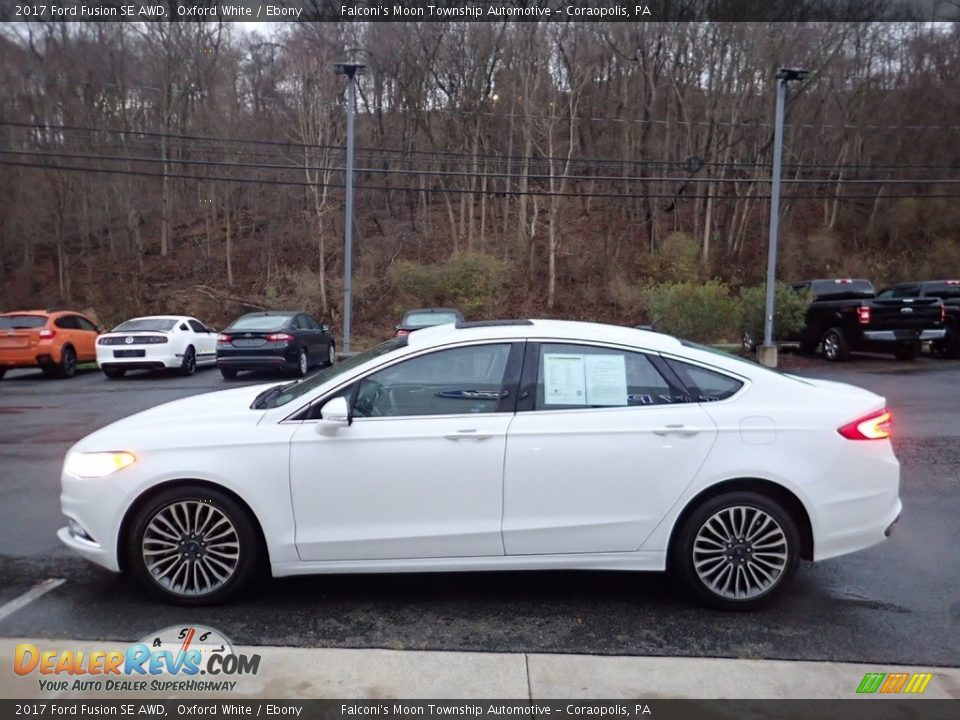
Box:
[5,158,960,201]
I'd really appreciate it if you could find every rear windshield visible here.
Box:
[403,311,459,327]
[228,315,291,331]
[0,315,47,329]
[113,318,176,332]
[810,280,875,299]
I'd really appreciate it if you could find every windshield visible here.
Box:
[404,311,459,327]
[0,315,47,329]
[229,315,291,332]
[257,337,408,409]
[113,318,176,332]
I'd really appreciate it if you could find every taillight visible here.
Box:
[857,306,871,325]
[38,329,56,339]
[396,329,410,337]
[217,334,232,343]
[267,333,294,342]
[838,408,892,440]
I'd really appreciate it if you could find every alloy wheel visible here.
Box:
[823,333,839,360]
[141,501,240,597]
[299,350,308,375]
[692,505,788,601]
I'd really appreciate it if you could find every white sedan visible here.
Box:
[61,320,901,609]
[96,315,217,378]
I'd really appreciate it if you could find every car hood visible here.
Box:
[71,384,276,452]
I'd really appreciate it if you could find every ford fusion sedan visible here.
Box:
[216,311,335,379]
[59,320,901,609]
[97,315,217,378]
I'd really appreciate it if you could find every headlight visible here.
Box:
[64,451,137,478]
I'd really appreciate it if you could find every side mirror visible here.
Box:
[208,327,217,333]
[314,396,351,435]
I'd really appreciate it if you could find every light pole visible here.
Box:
[334,58,366,356]
[760,67,809,368]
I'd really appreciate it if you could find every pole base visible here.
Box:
[757,345,779,368]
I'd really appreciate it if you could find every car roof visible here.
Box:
[403,308,462,315]
[239,310,301,316]
[119,315,192,322]
[405,318,683,352]
[0,309,89,318]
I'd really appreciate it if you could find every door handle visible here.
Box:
[652,424,701,437]
[443,429,495,441]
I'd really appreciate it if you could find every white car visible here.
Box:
[96,315,217,379]
[60,320,901,609]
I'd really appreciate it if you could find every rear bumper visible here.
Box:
[862,329,946,342]
[0,349,60,368]
[96,347,180,369]
[217,352,297,370]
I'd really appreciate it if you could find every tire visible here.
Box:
[0,369,5,380]
[324,342,336,368]
[933,329,959,359]
[58,346,78,378]
[821,328,849,362]
[291,348,308,378]
[673,491,800,611]
[893,342,918,361]
[179,346,197,376]
[220,367,238,380]
[126,484,261,605]
[103,368,126,379]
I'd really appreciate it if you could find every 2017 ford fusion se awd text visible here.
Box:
[58,320,901,609]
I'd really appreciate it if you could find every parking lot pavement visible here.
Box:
[0,357,958,667]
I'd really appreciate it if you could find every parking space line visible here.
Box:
[0,578,65,623]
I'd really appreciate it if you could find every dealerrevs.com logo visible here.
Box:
[13,625,261,693]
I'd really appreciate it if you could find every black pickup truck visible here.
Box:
[878,280,960,358]
[788,278,946,361]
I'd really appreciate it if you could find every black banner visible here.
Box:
[1,0,959,23]
[1,700,959,720]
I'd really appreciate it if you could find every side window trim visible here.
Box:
[658,353,748,404]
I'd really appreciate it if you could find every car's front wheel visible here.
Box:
[127,485,260,605]
[325,342,336,368]
[673,491,800,610]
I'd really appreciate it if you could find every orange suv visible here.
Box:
[0,310,101,379]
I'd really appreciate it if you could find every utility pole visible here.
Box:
[334,58,366,355]
[760,67,809,368]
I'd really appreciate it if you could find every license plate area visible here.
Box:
[113,350,146,358]
[232,339,266,348]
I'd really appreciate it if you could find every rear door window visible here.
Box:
[664,359,744,402]
[55,316,80,330]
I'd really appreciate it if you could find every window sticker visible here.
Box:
[542,353,587,405]
[584,354,628,406]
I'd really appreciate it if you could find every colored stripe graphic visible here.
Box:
[904,673,933,694]
[880,673,909,693]
[857,673,886,693]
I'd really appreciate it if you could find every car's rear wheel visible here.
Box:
[58,346,78,378]
[179,346,197,376]
[893,341,919,361]
[220,367,238,379]
[103,368,126,379]
[673,491,800,610]
[292,348,308,377]
[821,328,849,362]
[126,485,260,605]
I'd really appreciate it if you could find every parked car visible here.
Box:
[877,280,960,358]
[787,278,946,361]
[395,307,464,336]
[0,309,100,379]
[59,319,900,610]
[97,315,217,379]
[216,310,335,379]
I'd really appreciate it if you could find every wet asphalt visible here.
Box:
[0,355,957,666]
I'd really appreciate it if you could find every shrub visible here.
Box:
[388,252,508,318]
[739,282,809,343]
[656,231,702,282]
[641,281,742,343]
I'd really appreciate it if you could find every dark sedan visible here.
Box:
[216,311,336,379]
